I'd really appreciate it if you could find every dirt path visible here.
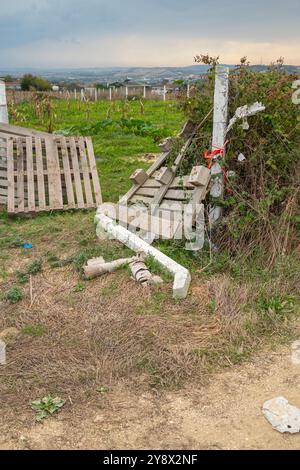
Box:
[1,345,300,450]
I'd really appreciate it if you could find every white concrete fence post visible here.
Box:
[209,66,229,224]
[163,85,167,101]
[0,81,9,124]
[109,87,112,101]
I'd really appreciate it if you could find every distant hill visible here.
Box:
[0,64,299,85]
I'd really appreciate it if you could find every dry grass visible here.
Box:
[0,211,299,421]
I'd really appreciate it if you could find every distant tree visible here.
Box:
[21,74,52,91]
[2,74,15,82]
[94,82,109,89]
[173,79,185,86]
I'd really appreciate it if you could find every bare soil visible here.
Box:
[1,345,300,450]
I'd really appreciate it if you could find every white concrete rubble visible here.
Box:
[0,340,6,365]
[262,396,300,434]
[95,212,191,299]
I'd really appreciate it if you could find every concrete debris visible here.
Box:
[262,396,300,434]
[95,213,191,299]
[83,257,133,279]
[129,255,164,286]
[0,340,6,365]
[227,101,265,133]
[129,256,152,286]
[291,341,300,365]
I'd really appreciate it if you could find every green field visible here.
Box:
[0,98,298,424]
[12,99,184,201]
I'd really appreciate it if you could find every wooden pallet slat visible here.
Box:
[78,137,93,206]
[7,137,15,213]
[85,137,102,205]
[45,136,64,210]
[16,138,24,212]
[26,136,35,212]
[1,125,102,214]
[59,137,75,208]
[69,137,85,209]
[35,137,46,211]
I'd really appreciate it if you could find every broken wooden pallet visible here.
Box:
[0,125,102,214]
[98,119,210,240]
[112,118,211,240]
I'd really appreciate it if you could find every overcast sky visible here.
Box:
[1,0,299,68]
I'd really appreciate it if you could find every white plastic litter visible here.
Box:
[237,153,246,162]
[227,102,265,133]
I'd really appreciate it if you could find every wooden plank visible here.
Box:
[69,137,84,208]
[159,200,185,212]
[136,187,156,197]
[16,138,24,212]
[169,176,194,189]
[102,203,181,239]
[141,178,161,188]
[45,136,63,210]
[6,137,14,213]
[26,136,35,211]
[78,138,93,205]
[0,123,51,138]
[85,137,102,205]
[0,187,8,195]
[136,186,193,201]
[120,151,170,203]
[131,195,153,205]
[59,137,75,208]
[164,189,193,201]
[35,137,46,210]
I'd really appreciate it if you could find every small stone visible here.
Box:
[262,396,300,434]
[0,327,20,345]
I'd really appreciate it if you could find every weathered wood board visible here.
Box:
[0,130,102,214]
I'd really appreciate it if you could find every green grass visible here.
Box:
[12,99,184,202]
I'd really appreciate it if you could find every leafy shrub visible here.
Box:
[55,118,169,142]
[27,259,43,275]
[5,287,24,304]
[179,57,300,262]
[21,74,52,91]
[31,396,65,421]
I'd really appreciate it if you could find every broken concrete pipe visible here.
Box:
[94,212,191,299]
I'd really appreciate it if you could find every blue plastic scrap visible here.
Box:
[23,243,33,249]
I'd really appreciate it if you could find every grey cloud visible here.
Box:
[0,0,299,65]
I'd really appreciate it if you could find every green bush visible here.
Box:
[179,58,299,261]
[21,74,52,92]
[5,287,24,304]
